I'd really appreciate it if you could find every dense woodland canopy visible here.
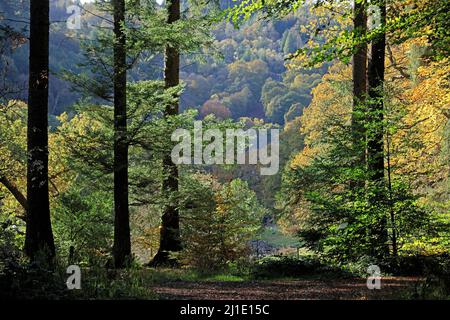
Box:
[0,0,449,299]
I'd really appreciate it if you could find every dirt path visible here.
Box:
[152,277,421,300]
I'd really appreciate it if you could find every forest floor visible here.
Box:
[150,276,422,300]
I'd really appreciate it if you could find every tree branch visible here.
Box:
[0,175,28,220]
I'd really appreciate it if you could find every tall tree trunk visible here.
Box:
[352,0,368,184]
[352,0,367,145]
[367,0,389,259]
[24,0,55,263]
[386,131,398,257]
[150,0,182,267]
[112,0,131,268]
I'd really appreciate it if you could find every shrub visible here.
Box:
[53,184,113,265]
[180,174,266,273]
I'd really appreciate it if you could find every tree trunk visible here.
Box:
[24,0,55,263]
[367,0,389,259]
[112,0,131,269]
[368,2,386,181]
[386,131,398,257]
[149,0,182,267]
[352,0,367,146]
[351,0,368,192]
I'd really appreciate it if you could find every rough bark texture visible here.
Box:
[367,0,389,259]
[112,0,131,269]
[24,0,55,262]
[149,0,182,267]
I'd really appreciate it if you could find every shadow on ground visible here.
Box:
[151,277,421,300]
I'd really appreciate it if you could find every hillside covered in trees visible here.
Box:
[1,0,325,123]
[0,0,449,301]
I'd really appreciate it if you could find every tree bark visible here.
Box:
[149,0,182,267]
[367,0,389,259]
[368,2,386,181]
[24,0,55,262]
[352,0,367,147]
[112,0,131,269]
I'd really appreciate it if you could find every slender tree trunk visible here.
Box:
[112,0,131,268]
[368,2,386,181]
[352,0,367,145]
[351,0,368,190]
[367,0,389,259]
[150,0,182,267]
[24,0,55,263]
[386,131,398,257]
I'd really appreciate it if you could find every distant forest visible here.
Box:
[1,0,326,124]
